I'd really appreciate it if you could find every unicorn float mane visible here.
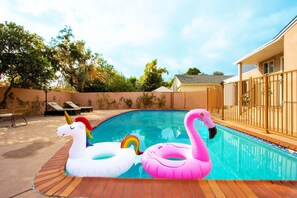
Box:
[121,135,143,155]
[75,117,93,139]
[64,111,94,146]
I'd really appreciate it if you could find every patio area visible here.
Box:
[1,110,297,197]
[0,110,128,197]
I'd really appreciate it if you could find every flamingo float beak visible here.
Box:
[208,127,217,139]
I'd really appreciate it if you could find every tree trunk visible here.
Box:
[0,78,14,109]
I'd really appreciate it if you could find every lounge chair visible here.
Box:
[0,106,28,127]
[64,101,93,113]
[45,102,81,116]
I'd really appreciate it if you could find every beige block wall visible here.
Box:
[184,91,207,109]
[72,92,173,110]
[0,88,208,114]
[284,22,297,71]
[0,88,71,114]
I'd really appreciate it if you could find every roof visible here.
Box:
[152,86,173,92]
[175,75,233,84]
[234,15,297,65]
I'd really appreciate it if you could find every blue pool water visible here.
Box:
[91,110,297,180]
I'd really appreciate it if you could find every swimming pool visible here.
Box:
[91,110,297,180]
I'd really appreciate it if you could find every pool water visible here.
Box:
[90,110,297,180]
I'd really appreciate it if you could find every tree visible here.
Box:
[0,22,55,108]
[51,26,92,92]
[185,67,201,75]
[140,59,168,91]
[213,71,224,75]
[107,72,135,92]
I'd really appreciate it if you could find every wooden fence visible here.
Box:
[221,70,297,137]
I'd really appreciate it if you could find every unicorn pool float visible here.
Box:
[57,112,143,177]
[141,109,217,179]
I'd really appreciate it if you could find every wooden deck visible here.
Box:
[33,141,297,197]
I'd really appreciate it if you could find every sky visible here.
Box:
[1,0,297,80]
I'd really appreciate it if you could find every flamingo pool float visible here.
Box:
[57,120,142,177]
[141,109,217,179]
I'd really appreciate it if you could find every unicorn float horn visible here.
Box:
[64,111,73,124]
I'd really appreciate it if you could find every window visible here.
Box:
[263,61,274,74]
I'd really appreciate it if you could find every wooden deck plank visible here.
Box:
[208,180,226,197]
[262,181,286,197]
[69,177,92,197]
[225,180,246,197]
[253,181,279,198]
[121,179,135,197]
[35,174,66,192]
[198,180,215,197]
[235,180,257,197]
[188,180,205,197]
[100,178,116,197]
[35,166,64,176]
[289,181,297,188]
[109,179,126,197]
[132,179,143,197]
[271,181,297,197]
[215,180,236,198]
[90,178,109,197]
[180,180,195,197]
[34,170,64,183]
[152,179,163,197]
[59,177,83,197]
[170,180,184,198]
[78,177,98,197]
[162,180,173,198]
[45,175,74,196]
[142,179,153,197]
[242,181,267,197]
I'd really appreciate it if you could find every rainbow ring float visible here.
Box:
[141,109,217,179]
[57,113,142,177]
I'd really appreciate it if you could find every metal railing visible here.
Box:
[209,70,297,137]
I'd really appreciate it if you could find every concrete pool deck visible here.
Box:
[0,110,129,198]
[1,109,297,197]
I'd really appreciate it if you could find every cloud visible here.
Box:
[1,0,297,79]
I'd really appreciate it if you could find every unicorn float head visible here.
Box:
[64,111,93,147]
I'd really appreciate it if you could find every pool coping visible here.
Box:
[32,110,297,197]
[214,119,297,153]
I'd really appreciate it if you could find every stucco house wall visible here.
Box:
[284,22,297,72]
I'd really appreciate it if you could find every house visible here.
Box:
[222,15,297,136]
[151,86,173,92]
[171,75,232,92]
[226,15,297,82]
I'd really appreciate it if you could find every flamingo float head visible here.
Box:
[197,109,217,139]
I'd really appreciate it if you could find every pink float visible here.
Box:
[141,109,217,179]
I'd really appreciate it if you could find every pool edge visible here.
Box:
[32,110,297,197]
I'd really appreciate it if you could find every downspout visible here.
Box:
[238,63,243,115]
[220,82,224,120]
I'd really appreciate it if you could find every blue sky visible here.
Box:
[1,0,297,80]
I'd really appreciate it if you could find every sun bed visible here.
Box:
[0,106,28,127]
[64,101,93,113]
[45,102,81,116]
